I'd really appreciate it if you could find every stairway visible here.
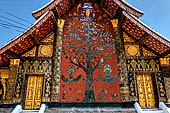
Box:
[45,107,137,113]
[21,110,39,113]
[134,102,170,113]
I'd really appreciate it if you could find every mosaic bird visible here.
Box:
[98,64,118,83]
[61,65,82,83]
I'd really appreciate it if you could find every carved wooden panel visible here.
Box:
[6,67,18,102]
[42,33,54,43]
[24,75,43,109]
[0,69,9,100]
[38,45,53,57]
[128,72,136,96]
[126,58,160,72]
[125,45,140,56]
[22,47,36,57]
[136,74,156,108]
[14,59,52,103]
[123,32,135,43]
[142,47,156,57]
[164,77,170,103]
[155,73,167,102]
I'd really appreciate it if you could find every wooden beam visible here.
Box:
[51,11,58,28]
[137,33,149,45]
[118,11,125,27]
[100,0,105,7]
[160,50,170,58]
[103,8,114,19]
[30,34,40,45]
[5,50,18,58]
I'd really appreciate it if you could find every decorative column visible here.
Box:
[5,59,20,103]
[0,69,9,102]
[111,19,137,102]
[51,19,65,102]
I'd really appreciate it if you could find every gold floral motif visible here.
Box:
[123,32,135,42]
[131,59,137,71]
[38,45,53,57]
[125,45,140,56]
[136,74,156,108]
[23,60,30,72]
[33,60,39,72]
[142,47,156,56]
[42,33,54,43]
[164,77,170,102]
[0,69,9,78]
[160,58,169,65]
[10,59,20,66]
[22,47,36,57]
[24,76,43,109]
[150,59,156,71]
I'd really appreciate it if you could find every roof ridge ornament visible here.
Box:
[111,19,118,28]
[57,19,65,28]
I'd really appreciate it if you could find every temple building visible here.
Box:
[0,0,170,111]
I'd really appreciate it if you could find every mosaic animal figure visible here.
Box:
[98,64,118,83]
[61,65,82,83]
[97,89,107,101]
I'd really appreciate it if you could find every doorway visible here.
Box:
[136,74,156,108]
[24,75,43,109]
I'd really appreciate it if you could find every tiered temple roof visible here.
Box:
[0,0,170,66]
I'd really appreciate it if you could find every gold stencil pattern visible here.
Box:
[142,47,156,56]
[38,45,53,57]
[125,45,140,56]
[123,32,135,43]
[136,74,156,108]
[164,77,170,103]
[0,69,9,100]
[22,47,36,57]
[42,33,54,43]
[24,75,43,109]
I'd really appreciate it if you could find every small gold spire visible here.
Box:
[57,19,65,28]
[111,19,118,28]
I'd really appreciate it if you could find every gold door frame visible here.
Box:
[136,73,156,108]
[23,74,44,110]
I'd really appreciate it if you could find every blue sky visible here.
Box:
[0,0,170,47]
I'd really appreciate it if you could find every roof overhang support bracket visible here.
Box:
[122,29,161,57]
[30,34,40,45]
[103,8,114,19]
[5,50,18,58]
[118,11,125,27]
[71,0,76,7]
[100,0,105,7]
[137,33,149,45]
[160,50,170,58]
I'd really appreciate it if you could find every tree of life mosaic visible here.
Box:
[60,1,120,103]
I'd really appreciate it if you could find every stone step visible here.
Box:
[45,108,137,113]
[21,110,39,113]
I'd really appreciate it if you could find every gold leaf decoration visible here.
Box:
[142,47,156,56]
[125,45,140,56]
[22,47,36,57]
[123,32,135,42]
[38,45,53,57]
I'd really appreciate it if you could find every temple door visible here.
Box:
[136,74,156,108]
[24,75,43,109]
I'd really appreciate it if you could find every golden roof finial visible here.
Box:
[111,19,118,28]
[58,19,65,28]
